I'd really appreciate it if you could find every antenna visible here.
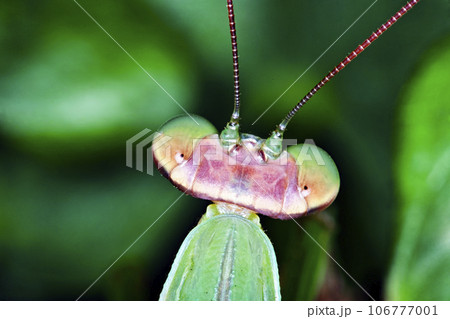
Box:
[228,0,241,125]
[262,0,421,159]
[220,0,242,147]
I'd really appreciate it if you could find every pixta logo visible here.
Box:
[126,129,158,175]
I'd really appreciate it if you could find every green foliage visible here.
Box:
[386,37,450,300]
[0,1,195,159]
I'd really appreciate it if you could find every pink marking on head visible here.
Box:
[167,134,309,218]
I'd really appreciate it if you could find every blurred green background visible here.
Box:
[0,0,449,300]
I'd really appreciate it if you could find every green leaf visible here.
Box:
[386,36,450,300]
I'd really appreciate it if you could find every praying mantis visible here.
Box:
[151,0,421,300]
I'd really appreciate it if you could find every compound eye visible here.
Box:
[175,152,186,164]
[288,143,340,214]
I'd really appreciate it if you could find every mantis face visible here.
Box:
[151,0,419,219]
[153,115,339,219]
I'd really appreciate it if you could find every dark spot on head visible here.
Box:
[303,185,308,190]
[232,144,241,152]
[229,144,242,156]
[258,149,267,162]
[180,154,184,158]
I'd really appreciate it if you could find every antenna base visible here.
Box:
[220,122,241,149]
[261,130,283,160]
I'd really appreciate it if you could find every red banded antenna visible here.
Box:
[275,0,421,135]
[228,0,241,125]
[220,0,242,146]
